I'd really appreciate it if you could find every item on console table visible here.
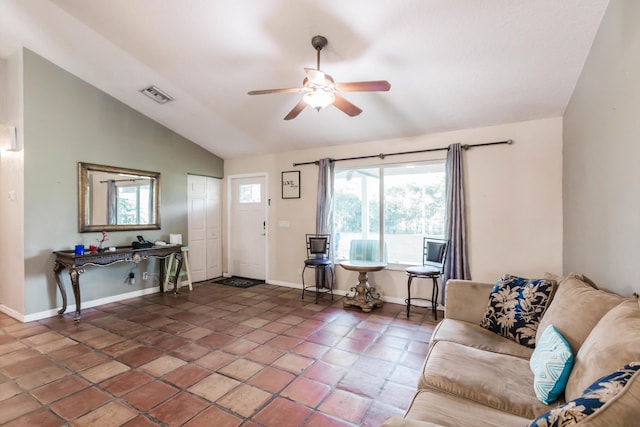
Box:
[132,241,154,249]
[97,230,108,252]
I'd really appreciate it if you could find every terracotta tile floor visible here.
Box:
[0,282,440,426]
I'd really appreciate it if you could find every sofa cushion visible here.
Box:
[431,318,533,359]
[536,274,625,355]
[528,362,640,427]
[565,299,640,401]
[480,274,555,348]
[382,417,445,427]
[530,325,574,404]
[402,389,531,427]
[443,280,495,324]
[419,341,554,419]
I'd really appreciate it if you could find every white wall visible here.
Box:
[225,117,563,304]
[0,58,6,121]
[563,0,640,297]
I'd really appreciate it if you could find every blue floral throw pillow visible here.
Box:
[528,362,640,427]
[480,274,555,348]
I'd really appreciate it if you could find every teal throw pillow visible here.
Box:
[530,325,574,404]
[528,362,640,427]
[480,274,555,348]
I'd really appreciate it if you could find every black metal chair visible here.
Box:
[405,237,448,319]
[301,234,334,303]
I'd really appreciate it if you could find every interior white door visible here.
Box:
[188,175,222,282]
[188,175,207,282]
[229,175,266,280]
[206,177,222,279]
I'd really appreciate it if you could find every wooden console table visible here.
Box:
[53,245,183,322]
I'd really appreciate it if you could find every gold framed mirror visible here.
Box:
[78,162,161,232]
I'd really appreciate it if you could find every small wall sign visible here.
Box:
[281,170,300,199]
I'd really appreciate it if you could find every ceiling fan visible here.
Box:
[248,35,391,120]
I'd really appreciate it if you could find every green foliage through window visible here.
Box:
[334,161,446,265]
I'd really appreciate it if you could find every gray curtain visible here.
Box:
[315,158,334,236]
[315,158,334,289]
[106,180,117,225]
[442,143,470,304]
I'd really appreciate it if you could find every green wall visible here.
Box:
[22,49,223,315]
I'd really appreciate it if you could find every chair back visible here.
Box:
[423,237,448,272]
[306,234,330,259]
[349,239,388,262]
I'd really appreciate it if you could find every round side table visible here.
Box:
[340,261,387,312]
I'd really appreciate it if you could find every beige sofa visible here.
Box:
[383,274,640,427]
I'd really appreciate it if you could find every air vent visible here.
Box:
[140,85,174,104]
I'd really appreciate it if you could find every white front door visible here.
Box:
[229,175,267,280]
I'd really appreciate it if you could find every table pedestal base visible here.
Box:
[343,271,383,312]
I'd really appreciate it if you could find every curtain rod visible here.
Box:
[292,139,513,167]
[99,178,145,183]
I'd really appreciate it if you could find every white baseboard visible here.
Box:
[2,286,161,323]
[264,280,439,307]
[0,304,25,322]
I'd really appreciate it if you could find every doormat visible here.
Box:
[211,276,264,288]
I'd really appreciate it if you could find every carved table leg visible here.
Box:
[69,268,82,322]
[159,258,166,293]
[54,262,67,316]
[172,253,184,295]
[361,272,383,308]
[343,271,383,312]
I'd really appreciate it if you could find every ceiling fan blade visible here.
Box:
[284,98,307,120]
[304,68,327,86]
[334,80,391,92]
[332,94,362,117]
[248,87,301,95]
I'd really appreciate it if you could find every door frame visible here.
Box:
[226,173,269,281]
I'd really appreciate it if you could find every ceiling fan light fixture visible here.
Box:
[303,90,335,110]
[248,35,390,120]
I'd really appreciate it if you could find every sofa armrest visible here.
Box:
[381,417,445,427]
[444,279,494,324]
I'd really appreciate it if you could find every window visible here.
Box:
[333,161,446,266]
[116,181,152,224]
[239,183,261,203]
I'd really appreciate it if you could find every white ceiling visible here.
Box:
[0,0,608,159]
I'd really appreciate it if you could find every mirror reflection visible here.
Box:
[78,162,161,232]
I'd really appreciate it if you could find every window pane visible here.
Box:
[334,161,445,265]
[334,168,380,261]
[383,164,445,264]
[116,183,152,225]
[117,186,139,224]
[239,184,261,203]
[139,185,151,223]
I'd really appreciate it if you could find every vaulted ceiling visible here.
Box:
[0,0,609,159]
